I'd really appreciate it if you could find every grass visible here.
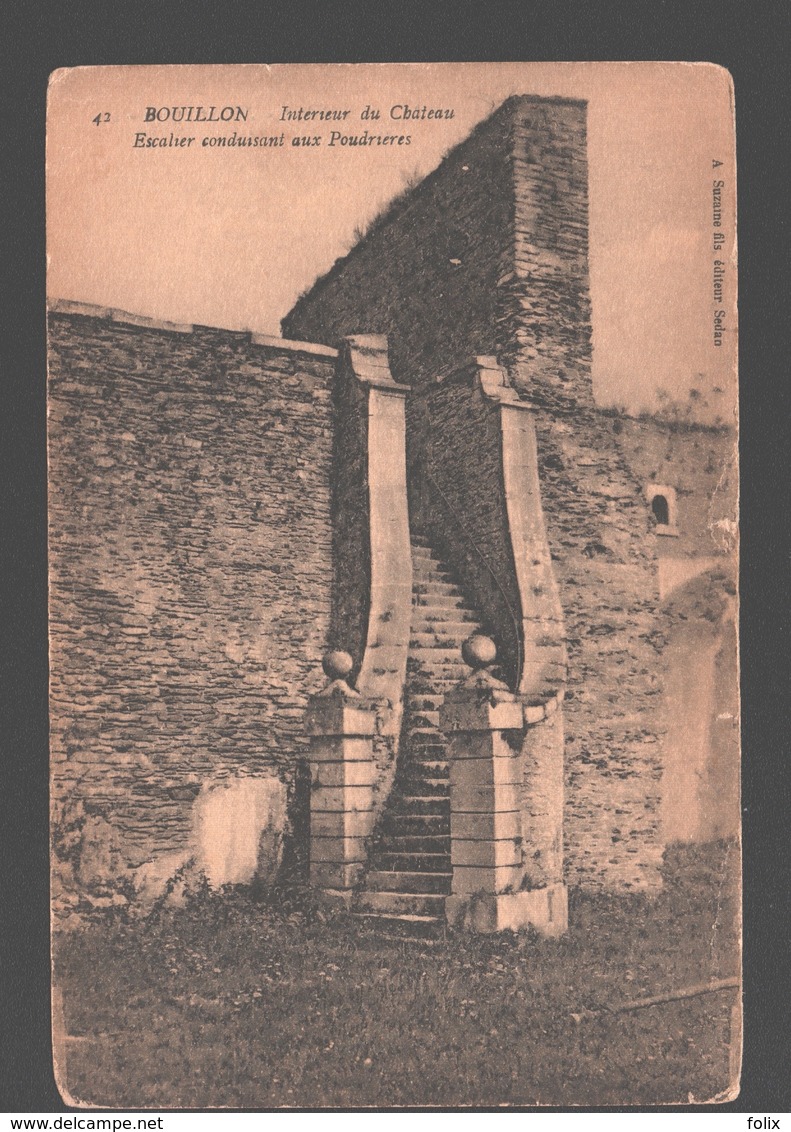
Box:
[54,840,740,1109]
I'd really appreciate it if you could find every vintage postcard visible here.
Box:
[47,62,739,1108]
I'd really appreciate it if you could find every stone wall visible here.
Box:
[615,416,739,845]
[48,305,337,885]
[282,100,516,386]
[531,408,665,891]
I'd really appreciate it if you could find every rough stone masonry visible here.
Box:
[48,305,337,898]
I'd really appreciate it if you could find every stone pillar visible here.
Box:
[440,636,568,936]
[304,651,376,905]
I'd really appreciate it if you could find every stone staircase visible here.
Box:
[352,533,491,936]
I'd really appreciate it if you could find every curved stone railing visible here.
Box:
[409,356,567,702]
[331,336,412,738]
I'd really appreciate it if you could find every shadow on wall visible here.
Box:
[661,571,739,844]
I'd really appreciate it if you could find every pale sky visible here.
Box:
[47,62,737,420]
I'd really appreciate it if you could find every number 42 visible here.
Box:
[92,112,111,125]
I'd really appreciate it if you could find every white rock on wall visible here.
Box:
[193,774,287,889]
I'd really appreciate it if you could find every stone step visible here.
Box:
[409,643,466,660]
[407,679,465,697]
[412,580,465,597]
[375,851,450,872]
[404,746,448,762]
[404,746,447,763]
[407,693,444,710]
[409,632,473,650]
[382,813,451,836]
[410,648,469,662]
[411,674,466,692]
[414,556,457,575]
[384,833,451,854]
[402,775,449,793]
[411,547,443,563]
[407,709,440,728]
[412,645,475,662]
[411,618,483,636]
[355,890,447,917]
[405,760,448,777]
[411,548,450,563]
[412,581,466,598]
[409,671,465,686]
[402,755,446,773]
[407,726,445,743]
[402,760,452,778]
[397,775,449,795]
[408,656,468,671]
[409,665,496,684]
[387,794,449,815]
[365,869,453,894]
[351,912,444,939]
[413,592,474,609]
[402,738,447,755]
[406,717,445,734]
[356,534,486,929]
[405,738,448,756]
[402,742,445,760]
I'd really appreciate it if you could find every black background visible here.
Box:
[3,0,789,1114]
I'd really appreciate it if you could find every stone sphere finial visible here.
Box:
[322,650,354,682]
[462,634,497,671]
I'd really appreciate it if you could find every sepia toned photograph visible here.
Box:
[46,61,739,1108]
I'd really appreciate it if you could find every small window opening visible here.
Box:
[651,494,670,526]
[646,483,678,536]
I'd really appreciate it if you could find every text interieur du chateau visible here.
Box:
[133,103,456,150]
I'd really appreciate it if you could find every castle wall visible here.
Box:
[48,307,336,878]
[615,417,739,845]
[532,411,665,890]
